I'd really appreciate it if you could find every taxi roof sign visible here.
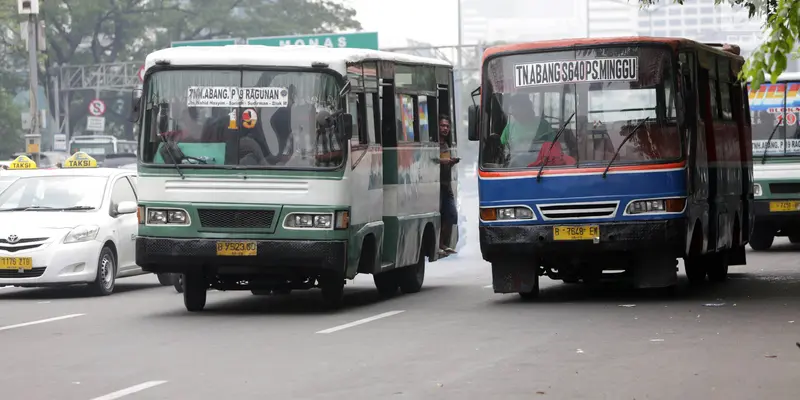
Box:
[9,155,36,170]
[63,152,97,168]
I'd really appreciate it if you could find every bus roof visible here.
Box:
[144,45,452,76]
[483,36,744,61]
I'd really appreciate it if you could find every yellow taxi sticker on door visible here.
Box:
[63,152,97,168]
[9,155,36,170]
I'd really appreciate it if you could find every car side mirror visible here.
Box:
[340,113,354,139]
[468,105,479,141]
[116,201,138,216]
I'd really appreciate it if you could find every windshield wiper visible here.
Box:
[536,112,576,182]
[158,134,185,179]
[58,206,96,211]
[602,117,650,179]
[0,206,56,212]
[761,121,783,164]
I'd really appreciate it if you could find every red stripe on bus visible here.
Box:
[477,161,687,178]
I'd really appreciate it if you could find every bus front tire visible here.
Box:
[706,252,729,283]
[684,256,707,285]
[157,273,173,286]
[749,227,774,251]
[183,272,207,312]
[789,235,800,244]
[374,272,399,297]
[320,275,345,309]
[518,274,540,301]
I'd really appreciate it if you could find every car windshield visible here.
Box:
[480,46,681,169]
[0,176,107,210]
[748,81,800,157]
[140,69,346,169]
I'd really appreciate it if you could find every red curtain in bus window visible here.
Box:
[528,142,576,167]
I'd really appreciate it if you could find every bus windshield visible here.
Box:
[748,81,800,157]
[480,46,681,170]
[140,69,346,169]
[70,142,113,160]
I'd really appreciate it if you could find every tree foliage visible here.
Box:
[638,0,799,89]
[0,0,362,141]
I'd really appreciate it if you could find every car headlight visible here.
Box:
[284,213,334,229]
[480,206,535,221]
[64,225,100,244]
[753,183,762,197]
[625,198,686,215]
[146,208,189,225]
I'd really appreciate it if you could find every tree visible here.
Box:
[0,88,23,159]
[639,0,799,89]
[2,0,362,139]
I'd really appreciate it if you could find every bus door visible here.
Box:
[438,68,459,250]
[698,63,720,251]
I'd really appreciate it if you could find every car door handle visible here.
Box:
[131,234,136,241]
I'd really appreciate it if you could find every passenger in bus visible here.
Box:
[437,114,459,256]
[499,94,556,152]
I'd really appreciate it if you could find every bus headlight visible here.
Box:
[480,206,535,221]
[625,198,686,215]
[284,213,334,229]
[146,208,190,225]
[753,183,762,197]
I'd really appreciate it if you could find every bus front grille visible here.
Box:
[198,209,275,229]
[769,183,800,194]
[537,202,619,220]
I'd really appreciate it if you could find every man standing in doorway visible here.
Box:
[438,114,459,256]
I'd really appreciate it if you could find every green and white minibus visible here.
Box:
[748,72,800,250]
[132,45,459,311]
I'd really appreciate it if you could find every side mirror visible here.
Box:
[340,113,354,139]
[129,88,143,123]
[157,103,169,134]
[115,201,138,216]
[468,105,479,141]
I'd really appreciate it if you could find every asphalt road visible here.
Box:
[1,185,799,399]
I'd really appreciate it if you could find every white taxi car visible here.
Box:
[0,153,168,295]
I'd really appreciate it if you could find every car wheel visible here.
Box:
[90,247,116,296]
[319,274,345,309]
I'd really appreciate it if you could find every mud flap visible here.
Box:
[631,257,678,289]
[491,261,538,294]
[728,245,746,266]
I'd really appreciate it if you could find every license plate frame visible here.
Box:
[769,201,799,212]
[552,225,600,241]
[216,241,257,256]
[0,257,33,270]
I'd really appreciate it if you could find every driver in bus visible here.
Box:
[498,93,557,152]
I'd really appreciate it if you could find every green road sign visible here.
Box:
[246,32,378,50]
[171,39,238,47]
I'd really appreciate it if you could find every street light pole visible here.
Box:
[19,0,41,164]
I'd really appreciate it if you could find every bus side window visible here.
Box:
[366,93,379,145]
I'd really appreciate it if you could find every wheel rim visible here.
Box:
[99,254,113,289]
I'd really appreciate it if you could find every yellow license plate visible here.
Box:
[769,201,800,212]
[216,241,257,256]
[553,226,599,241]
[0,257,32,270]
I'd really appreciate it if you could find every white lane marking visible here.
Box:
[483,284,493,289]
[316,310,405,334]
[90,381,168,400]
[0,313,84,332]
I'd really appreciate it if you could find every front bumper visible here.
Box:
[479,219,686,261]
[0,240,100,286]
[753,200,800,224]
[136,237,347,275]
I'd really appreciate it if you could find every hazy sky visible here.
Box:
[342,0,459,48]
